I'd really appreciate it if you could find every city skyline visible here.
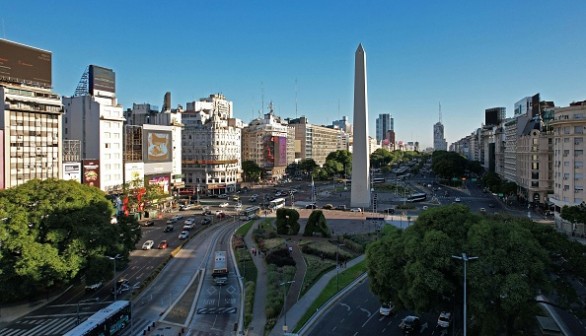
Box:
[2,1,586,148]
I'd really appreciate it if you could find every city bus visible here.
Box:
[240,206,261,220]
[212,251,229,285]
[268,197,286,210]
[63,300,130,336]
[406,193,427,203]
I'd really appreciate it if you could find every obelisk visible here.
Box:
[351,43,371,208]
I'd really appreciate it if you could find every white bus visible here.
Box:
[63,300,130,336]
[240,206,261,220]
[269,197,286,210]
[212,251,228,285]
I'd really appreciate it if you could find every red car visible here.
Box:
[158,240,168,249]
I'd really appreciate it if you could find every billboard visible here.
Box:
[82,160,100,188]
[262,134,275,168]
[62,163,82,182]
[274,136,287,167]
[89,65,116,94]
[124,162,144,184]
[0,39,52,88]
[146,174,170,194]
[144,130,172,163]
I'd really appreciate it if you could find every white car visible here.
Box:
[350,208,362,212]
[184,217,196,225]
[422,206,428,210]
[215,210,224,216]
[379,302,395,316]
[142,240,154,250]
[455,197,461,202]
[178,230,189,240]
[219,202,229,208]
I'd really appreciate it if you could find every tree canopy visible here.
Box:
[275,208,300,235]
[366,205,550,335]
[242,160,263,182]
[0,179,141,302]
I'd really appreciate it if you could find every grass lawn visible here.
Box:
[301,254,335,296]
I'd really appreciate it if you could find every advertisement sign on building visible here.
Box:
[89,65,115,94]
[82,160,100,188]
[124,162,145,184]
[146,174,170,194]
[62,163,81,182]
[0,39,52,88]
[143,130,172,163]
[274,136,287,167]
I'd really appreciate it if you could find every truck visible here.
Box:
[212,251,229,285]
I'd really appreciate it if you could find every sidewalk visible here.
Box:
[269,254,365,336]
[283,242,307,312]
[244,220,268,336]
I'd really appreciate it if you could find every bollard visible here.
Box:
[152,322,156,327]
[147,326,151,331]
[143,331,146,336]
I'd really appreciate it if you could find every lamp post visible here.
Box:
[335,242,345,291]
[106,254,121,300]
[452,253,478,336]
[76,297,99,325]
[279,280,295,333]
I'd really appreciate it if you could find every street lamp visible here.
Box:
[335,242,345,291]
[279,280,295,333]
[106,254,121,300]
[452,253,478,336]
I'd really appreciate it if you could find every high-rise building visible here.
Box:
[375,113,392,143]
[242,108,290,181]
[485,107,506,126]
[0,39,63,189]
[332,116,353,134]
[63,65,124,193]
[288,116,342,166]
[433,122,447,151]
[182,94,242,194]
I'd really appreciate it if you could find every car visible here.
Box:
[422,206,428,210]
[350,208,362,212]
[202,205,210,211]
[171,215,182,221]
[399,315,421,333]
[112,278,130,294]
[322,204,334,209]
[379,302,395,316]
[251,194,259,198]
[219,202,229,208]
[178,230,189,240]
[164,224,174,232]
[480,208,486,213]
[202,209,212,216]
[158,240,168,249]
[141,220,155,227]
[232,195,240,201]
[335,205,347,211]
[437,311,452,328]
[234,203,243,210]
[184,217,196,225]
[306,204,318,209]
[250,197,257,202]
[142,240,155,250]
[179,204,196,211]
[166,218,178,224]
[218,194,228,199]
[201,218,211,225]
[183,223,195,230]
[85,281,103,292]
[216,212,226,219]
[455,197,461,202]
[382,208,396,214]
[215,210,224,216]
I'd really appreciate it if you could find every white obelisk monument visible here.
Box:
[351,44,371,208]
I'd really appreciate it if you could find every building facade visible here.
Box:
[433,121,448,151]
[289,116,342,166]
[376,113,392,143]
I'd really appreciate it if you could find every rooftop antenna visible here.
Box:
[439,102,442,123]
[295,78,298,118]
[261,81,264,118]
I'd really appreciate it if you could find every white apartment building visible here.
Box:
[182,94,242,194]
[62,65,125,193]
[289,116,343,166]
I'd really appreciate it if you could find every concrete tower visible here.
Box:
[351,44,371,208]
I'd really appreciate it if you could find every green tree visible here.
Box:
[303,210,330,237]
[0,179,133,302]
[431,151,467,179]
[299,159,318,176]
[242,160,263,182]
[370,148,394,169]
[366,205,550,335]
[275,208,300,235]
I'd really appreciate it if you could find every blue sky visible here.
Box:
[2,1,586,148]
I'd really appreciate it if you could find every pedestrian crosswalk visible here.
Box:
[0,316,78,336]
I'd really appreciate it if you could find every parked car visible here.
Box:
[164,224,174,232]
[142,240,155,250]
[201,218,211,225]
[178,230,189,240]
[322,204,334,209]
[306,204,318,209]
[219,202,229,208]
[437,311,452,328]
[379,302,395,316]
[399,315,421,334]
[350,208,362,212]
[142,220,155,227]
[158,240,168,249]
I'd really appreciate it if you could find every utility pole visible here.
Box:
[452,253,478,336]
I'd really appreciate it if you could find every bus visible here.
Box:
[212,251,228,285]
[407,193,427,203]
[240,206,260,220]
[268,197,286,210]
[63,300,130,336]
